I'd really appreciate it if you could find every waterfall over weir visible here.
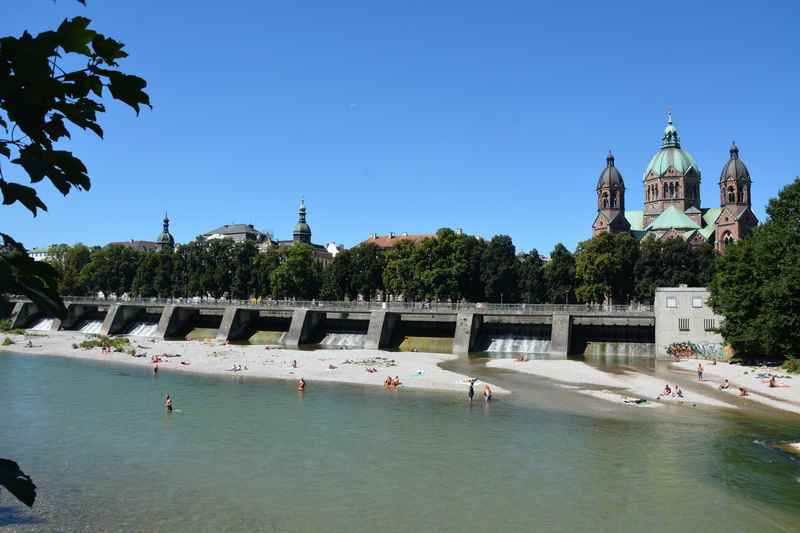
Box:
[482,335,551,355]
[125,322,159,338]
[318,333,366,348]
[78,320,103,335]
[28,318,55,331]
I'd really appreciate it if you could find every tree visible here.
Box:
[251,248,281,298]
[634,237,716,303]
[481,235,517,303]
[348,243,385,300]
[383,240,420,301]
[230,241,258,300]
[517,249,546,303]
[0,3,150,317]
[575,233,638,304]
[79,245,141,296]
[545,243,576,304]
[709,177,800,359]
[270,244,322,300]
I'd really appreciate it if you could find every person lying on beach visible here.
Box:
[719,379,730,390]
[769,376,777,388]
[623,397,647,405]
[515,355,526,362]
[180,361,190,366]
[738,387,748,396]
[674,386,683,399]
[658,384,672,399]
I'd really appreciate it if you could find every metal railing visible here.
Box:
[7,295,653,315]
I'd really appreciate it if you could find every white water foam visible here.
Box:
[125,322,159,337]
[28,318,55,331]
[77,320,103,335]
[319,333,366,348]
[484,335,551,354]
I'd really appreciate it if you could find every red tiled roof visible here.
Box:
[362,233,434,249]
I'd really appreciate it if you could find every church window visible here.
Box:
[611,193,617,208]
[727,186,735,203]
[675,183,680,198]
[602,192,608,208]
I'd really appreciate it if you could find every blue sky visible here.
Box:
[3,0,799,254]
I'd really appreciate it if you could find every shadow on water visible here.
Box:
[0,505,44,527]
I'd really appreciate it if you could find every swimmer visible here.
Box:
[153,364,158,375]
[392,376,401,387]
[165,394,173,413]
[297,377,306,392]
[483,384,493,402]
[384,376,393,388]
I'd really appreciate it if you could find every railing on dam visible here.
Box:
[7,295,653,316]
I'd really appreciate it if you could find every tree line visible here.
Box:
[45,227,715,305]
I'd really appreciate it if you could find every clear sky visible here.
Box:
[3,0,799,254]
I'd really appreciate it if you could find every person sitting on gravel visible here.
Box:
[738,387,748,396]
[719,379,731,390]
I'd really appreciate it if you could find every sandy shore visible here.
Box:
[672,359,800,415]
[1,331,506,395]
[487,359,735,409]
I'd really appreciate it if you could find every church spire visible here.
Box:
[293,197,312,244]
[661,111,681,149]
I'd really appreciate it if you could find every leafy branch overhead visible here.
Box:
[0,15,151,216]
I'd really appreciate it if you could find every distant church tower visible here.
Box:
[592,151,630,236]
[292,198,312,244]
[642,113,701,226]
[157,212,175,251]
[715,142,758,253]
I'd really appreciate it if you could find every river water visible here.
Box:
[1,353,799,532]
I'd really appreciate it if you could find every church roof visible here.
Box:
[643,114,700,179]
[719,142,750,183]
[702,207,722,227]
[624,210,645,231]
[597,151,624,189]
[645,206,701,231]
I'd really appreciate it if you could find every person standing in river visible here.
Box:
[165,394,173,413]
[468,379,475,402]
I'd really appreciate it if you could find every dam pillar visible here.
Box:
[54,303,91,331]
[453,312,482,356]
[100,304,143,336]
[9,302,39,329]
[283,309,323,348]
[549,313,572,358]
[156,305,198,339]
[364,311,399,350]
[216,307,259,342]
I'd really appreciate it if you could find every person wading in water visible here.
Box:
[165,394,173,413]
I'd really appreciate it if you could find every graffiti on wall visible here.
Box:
[667,341,725,359]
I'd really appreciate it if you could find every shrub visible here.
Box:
[79,336,129,350]
[2,337,14,346]
[782,356,800,374]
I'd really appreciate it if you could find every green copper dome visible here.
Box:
[643,114,700,180]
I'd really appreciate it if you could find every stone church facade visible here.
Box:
[592,114,758,253]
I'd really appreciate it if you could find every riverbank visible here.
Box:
[488,358,800,414]
[0,331,506,395]
[672,359,800,414]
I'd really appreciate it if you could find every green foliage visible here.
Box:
[634,237,716,302]
[517,249,546,303]
[0,4,149,319]
[545,243,576,304]
[270,243,322,299]
[782,356,800,374]
[480,235,517,303]
[2,336,13,346]
[709,177,800,360]
[78,335,128,350]
[79,244,141,296]
[575,233,638,304]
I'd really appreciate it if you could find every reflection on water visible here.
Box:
[1,353,799,532]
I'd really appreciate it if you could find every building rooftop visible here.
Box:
[363,233,435,249]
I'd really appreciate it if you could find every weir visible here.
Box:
[4,297,657,358]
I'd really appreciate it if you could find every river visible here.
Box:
[1,353,799,532]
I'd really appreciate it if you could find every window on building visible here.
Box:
[602,193,608,208]
[727,186,735,203]
[704,319,716,331]
[611,193,617,208]
[692,297,703,308]
[666,296,677,309]
[678,318,690,331]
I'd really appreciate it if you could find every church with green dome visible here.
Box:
[591,113,758,253]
